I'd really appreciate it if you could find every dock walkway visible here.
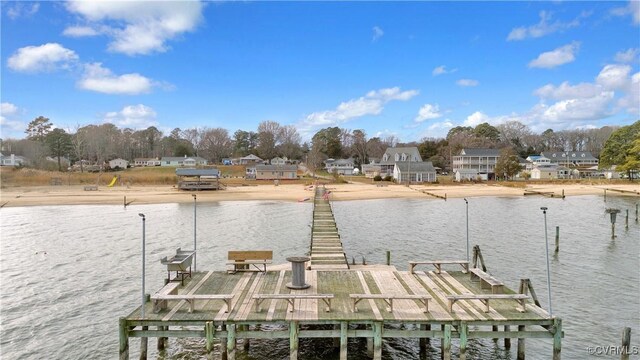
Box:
[309,187,349,270]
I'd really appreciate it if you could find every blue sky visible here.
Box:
[1,1,639,141]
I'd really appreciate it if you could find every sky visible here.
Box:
[1,1,639,142]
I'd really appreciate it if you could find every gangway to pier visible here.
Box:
[309,186,349,270]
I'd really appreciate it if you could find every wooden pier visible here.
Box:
[309,187,349,270]
[120,186,563,360]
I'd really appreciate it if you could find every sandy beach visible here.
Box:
[0,182,637,207]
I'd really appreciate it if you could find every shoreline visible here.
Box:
[0,183,638,207]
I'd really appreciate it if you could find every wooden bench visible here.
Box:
[152,282,181,312]
[150,293,234,313]
[350,294,432,313]
[227,250,273,274]
[253,294,334,313]
[409,260,469,274]
[469,268,504,294]
[447,294,529,313]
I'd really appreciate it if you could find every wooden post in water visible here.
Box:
[227,324,236,360]
[386,250,391,266]
[340,321,348,360]
[459,323,468,360]
[205,322,215,360]
[119,318,129,360]
[552,318,562,360]
[124,196,127,207]
[626,210,629,230]
[139,326,148,360]
[419,324,429,351]
[517,325,526,360]
[157,326,166,350]
[289,321,299,360]
[373,321,382,360]
[555,226,560,253]
[621,327,631,360]
[221,324,228,360]
[636,204,638,222]
[604,189,607,202]
[442,324,452,360]
[504,325,511,349]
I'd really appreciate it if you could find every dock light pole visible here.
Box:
[464,198,469,263]
[540,207,553,317]
[139,213,146,319]
[193,194,197,272]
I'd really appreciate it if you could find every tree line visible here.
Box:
[1,116,637,174]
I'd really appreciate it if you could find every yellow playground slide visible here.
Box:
[107,176,118,187]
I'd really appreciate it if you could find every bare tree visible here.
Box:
[199,127,232,163]
[278,125,302,160]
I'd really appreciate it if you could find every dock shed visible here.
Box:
[175,168,223,190]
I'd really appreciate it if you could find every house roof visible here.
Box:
[161,156,207,162]
[394,161,435,173]
[540,151,597,161]
[255,164,298,171]
[459,148,500,157]
[240,154,263,161]
[381,147,423,164]
[175,168,219,177]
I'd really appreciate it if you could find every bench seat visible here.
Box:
[350,294,432,313]
[227,250,273,274]
[152,282,181,312]
[447,294,529,313]
[409,260,469,274]
[253,294,334,313]
[150,294,234,313]
[469,268,504,294]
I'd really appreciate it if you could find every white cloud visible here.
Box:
[596,64,632,90]
[618,72,640,114]
[615,48,639,63]
[528,42,580,69]
[414,104,442,122]
[103,104,158,129]
[507,10,585,41]
[300,87,418,131]
[64,0,204,55]
[432,65,457,76]
[463,111,491,126]
[456,79,479,87]
[7,43,78,73]
[6,3,39,19]
[0,102,25,136]
[77,63,154,95]
[611,0,640,25]
[63,26,100,37]
[372,26,384,42]
[534,81,602,100]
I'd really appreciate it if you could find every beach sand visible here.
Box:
[0,182,637,207]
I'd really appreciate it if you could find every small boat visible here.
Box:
[298,197,310,202]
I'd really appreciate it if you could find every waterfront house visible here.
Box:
[109,158,129,169]
[270,156,289,165]
[540,151,598,167]
[454,169,479,182]
[0,153,27,167]
[393,161,437,183]
[361,163,382,178]
[325,158,355,175]
[452,148,500,180]
[239,154,264,165]
[254,164,298,180]
[379,147,423,178]
[160,156,208,167]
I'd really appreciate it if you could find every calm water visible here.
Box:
[1,195,638,359]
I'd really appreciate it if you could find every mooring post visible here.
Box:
[625,210,629,230]
[622,327,631,360]
[442,324,452,360]
[119,318,129,360]
[157,326,166,351]
[373,321,382,360]
[340,321,348,360]
[386,250,391,266]
[205,322,215,359]
[555,226,560,253]
[517,325,526,360]
[552,318,562,360]
[604,189,607,202]
[289,321,299,360]
[227,323,236,360]
[562,189,565,199]
[636,203,638,222]
[139,326,148,360]
[459,323,468,360]
[124,196,127,207]
[504,325,511,349]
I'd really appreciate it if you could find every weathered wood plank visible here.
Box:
[397,271,452,321]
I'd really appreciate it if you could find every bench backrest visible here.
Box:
[228,250,273,261]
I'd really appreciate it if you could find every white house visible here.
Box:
[0,153,27,166]
[379,147,422,177]
[270,156,289,165]
[109,158,129,169]
[531,165,570,179]
[393,161,437,183]
[540,151,599,167]
[325,158,355,175]
[361,163,381,178]
[452,148,500,180]
[454,169,480,182]
[239,154,263,165]
[160,156,208,167]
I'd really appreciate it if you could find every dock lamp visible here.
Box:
[139,213,146,319]
[464,198,469,263]
[193,194,197,272]
[540,207,553,317]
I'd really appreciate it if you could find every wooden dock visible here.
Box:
[120,185,563,360]
[309,187,349,270]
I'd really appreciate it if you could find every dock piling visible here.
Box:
[119,318,129,360]
[622,327,631,360]
[340,322,348,360]
[625,210,629,230]
[290,321,299,360]
[373,321,382,360]
[227,324,236,360]
[157,326,166,350]
[386,251,391,265]
[459,323,468,360]
[442,324,452,360]
[517,325,526,360]
[552,318,562,360]
[419,324,429,351]
[504,325,511,349]
[492,325,499,342]
[139,326,148,360]
[555,226,560,253]
[205,322,214,359]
